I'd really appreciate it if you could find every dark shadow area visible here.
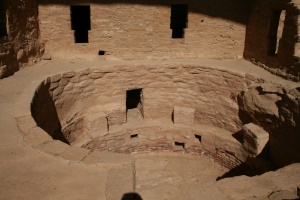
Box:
[121,192,143,200]
[131,134,138,139]
[216,142,277,180]
[38,0,255,25]
[0,0,7,37]
[172,28,184,39]
[268,10,282,56]
[244,0,299,79]
[98,50,106,55]
[74,30,89,43]
[232,129,244,144]
[31,81,70,144]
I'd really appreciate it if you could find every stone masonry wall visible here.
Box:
[45,64,248,137]
[0,0,44,79]
[31,64,255,169]
[38,0,253,60]
[244,0,300,81]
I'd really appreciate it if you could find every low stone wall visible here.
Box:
[30,64,254,169]
[29,63,300,169]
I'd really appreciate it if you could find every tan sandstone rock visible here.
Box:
[243,123,269,157]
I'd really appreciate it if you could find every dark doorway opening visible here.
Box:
[195,134,202,142]
[70,5,91,43]
[126,89,142,110]
[0,1,7,37]
[74,30,89,43]
[268,10,285,56]
[170,4,188,39]
[172,29,184,39]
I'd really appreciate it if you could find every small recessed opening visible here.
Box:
[98,50,106,56]
[126,89,142,110]
[131,134,139,140]
[70,5,91,43]
[174,141,185,149]
[0,1,7,38]
[268,10,286,56]
[195,134,202,142]
[170,4,188,39]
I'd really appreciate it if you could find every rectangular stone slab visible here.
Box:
[173,106,195,127]
[243,123,269,157]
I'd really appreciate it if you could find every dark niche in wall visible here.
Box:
[170,4,188,39]
[70,5,91,43]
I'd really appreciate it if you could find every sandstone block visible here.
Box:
[85,112,108,138]
[51,74,61,83]
[242,123,269,157]
[173,106,195,127]
[107,107,126,126]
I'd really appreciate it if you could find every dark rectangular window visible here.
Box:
[126,89,142,110]
[70,5,91,43]
[0,0,7,37]
[170,4,188,38]
[268,10,285,56]
[98,50,106,56]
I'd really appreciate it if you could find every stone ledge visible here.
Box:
[59,146,91,161]
[82,150,133,165]
[35,140,70,156]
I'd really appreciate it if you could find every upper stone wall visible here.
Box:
[38,0,253,60]
[244,0,300,81]
[0,0,44,78]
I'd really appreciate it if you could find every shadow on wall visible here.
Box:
[121,192,143,200]
[31,80,70,145]
[38,0,255,24]
[216,141,276,180]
